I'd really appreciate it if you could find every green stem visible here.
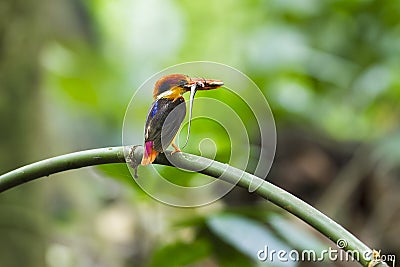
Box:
[0,146,387,267]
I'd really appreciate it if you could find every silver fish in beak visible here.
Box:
[181,77,224,148]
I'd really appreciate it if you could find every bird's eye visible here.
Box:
[178,80,187,87]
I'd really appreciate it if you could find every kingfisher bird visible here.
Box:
[141,74,223,165]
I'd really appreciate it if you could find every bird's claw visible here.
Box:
[171,143,181,155]
[170,148,181,155]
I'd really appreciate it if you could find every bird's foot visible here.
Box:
[171,143,181,155]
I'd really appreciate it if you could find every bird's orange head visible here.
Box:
[153,74,224,100]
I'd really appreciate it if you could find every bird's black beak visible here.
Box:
[184,77,224,91]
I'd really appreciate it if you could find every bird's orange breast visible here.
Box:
[158,86,185,101]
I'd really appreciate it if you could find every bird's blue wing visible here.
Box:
[144,97,186,152]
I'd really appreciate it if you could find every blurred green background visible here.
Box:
[1,0,399,266]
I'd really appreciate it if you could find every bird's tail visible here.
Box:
[141,141,158,165]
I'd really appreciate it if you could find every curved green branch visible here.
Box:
[0,146,387,267]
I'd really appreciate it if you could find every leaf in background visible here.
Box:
[95,164,147,198]
[372,130,400,170]
[148,239,211,267]
[267,215,326,254]
[207,214,296,267]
